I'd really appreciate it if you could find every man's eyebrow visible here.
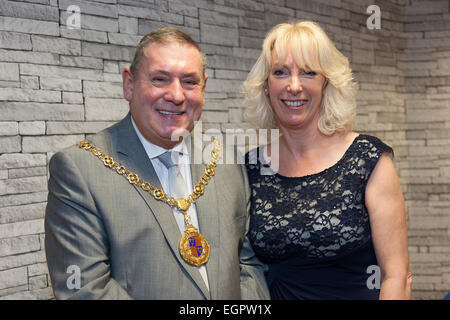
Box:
[148,70,200,78]
[182,72,201,78]
[149,70,170,75]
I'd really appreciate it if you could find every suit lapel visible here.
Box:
[109,114,210,299]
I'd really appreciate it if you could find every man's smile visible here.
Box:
[157,110,185,116]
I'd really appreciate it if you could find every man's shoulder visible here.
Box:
[49,121,121,171]
[53,115,130,157]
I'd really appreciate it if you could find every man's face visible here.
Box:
[123,42,207,149]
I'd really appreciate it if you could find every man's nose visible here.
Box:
[287,76,302,95]
[164,79,185,104]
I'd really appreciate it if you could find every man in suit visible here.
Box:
[45,27,269,299]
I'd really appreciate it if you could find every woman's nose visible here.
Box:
[287,76,302,95]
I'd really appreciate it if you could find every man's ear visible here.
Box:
[122,66,134,102]
[202,73,208,92]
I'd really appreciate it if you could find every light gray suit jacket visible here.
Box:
[45,114,269,300]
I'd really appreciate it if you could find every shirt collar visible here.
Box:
[131,115,190,160]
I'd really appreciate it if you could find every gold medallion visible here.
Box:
[179,224,210,266]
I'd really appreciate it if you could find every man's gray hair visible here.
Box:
[130,27,207,80]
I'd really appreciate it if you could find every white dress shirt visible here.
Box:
[131,117,209,291]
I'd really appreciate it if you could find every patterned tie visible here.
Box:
[158,151,189,231]
[158,151,188,198]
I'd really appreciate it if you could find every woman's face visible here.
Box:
[267,49,327,132]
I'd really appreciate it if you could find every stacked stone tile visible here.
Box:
[402,0,450,300]
[0,0,448,299]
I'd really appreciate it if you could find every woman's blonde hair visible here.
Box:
[243,21,356,135]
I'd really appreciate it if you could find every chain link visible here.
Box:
[77,139,222,213]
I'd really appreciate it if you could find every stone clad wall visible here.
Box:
[0,0,448,299]
[403,0,450,300]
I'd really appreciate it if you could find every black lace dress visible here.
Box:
[245,134,392,300]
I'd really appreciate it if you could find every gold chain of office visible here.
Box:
[76,139,221,215]
[76,138,221,266]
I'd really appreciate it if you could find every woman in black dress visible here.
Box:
[243,21,412,299]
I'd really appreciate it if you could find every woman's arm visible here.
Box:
[365,152,412,299]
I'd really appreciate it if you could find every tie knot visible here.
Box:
[158,151,180,169]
